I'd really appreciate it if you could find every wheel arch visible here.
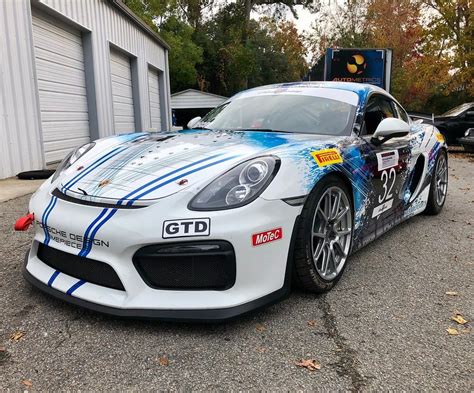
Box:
[309,170,355,209]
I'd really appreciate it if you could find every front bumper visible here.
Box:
[24,188,301,321]
[23,251,293,321]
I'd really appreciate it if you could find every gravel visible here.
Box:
[1,155,472,391]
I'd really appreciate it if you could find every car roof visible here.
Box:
[239,82,395,106]
[246,81,386,95]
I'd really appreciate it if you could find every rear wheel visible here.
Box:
[425,149,448,215]
[293,175,353,293]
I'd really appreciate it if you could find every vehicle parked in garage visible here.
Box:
[17,82,448,321]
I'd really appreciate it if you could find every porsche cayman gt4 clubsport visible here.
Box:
[19,82,448,321]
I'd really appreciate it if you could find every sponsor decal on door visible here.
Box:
[376,150,399,171]
[162,218,210,238]
[252,228,282,246]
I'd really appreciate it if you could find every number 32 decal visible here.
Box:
[379,167,396,203]
[372,150,399,218]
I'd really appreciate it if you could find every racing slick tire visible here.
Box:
[424,149,448,215]
[293,174,353,293]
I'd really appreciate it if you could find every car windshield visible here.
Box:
[441,103,472,117]
[196,92,357,136]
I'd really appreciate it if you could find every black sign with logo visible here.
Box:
[324,48,392,91]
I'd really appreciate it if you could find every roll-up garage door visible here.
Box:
[110,49,135,133]
[32,11,90,163]
[148,67,161,130]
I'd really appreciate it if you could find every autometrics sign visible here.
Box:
[324,48,393,91]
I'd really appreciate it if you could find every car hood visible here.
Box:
[59,130,337,206]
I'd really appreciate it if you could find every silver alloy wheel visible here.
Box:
[435,153,448,206]
[311,186,352,281]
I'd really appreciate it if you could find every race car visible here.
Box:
[17,82,448,321]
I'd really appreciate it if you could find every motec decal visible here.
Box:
[252,228,282,246]
[311,148,343,167]
[162,218,210,239]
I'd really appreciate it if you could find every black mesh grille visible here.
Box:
[37,243,125,291]
[133,241,236,290]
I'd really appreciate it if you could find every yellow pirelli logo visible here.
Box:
[436,132,444,142]
[311,148,343,167]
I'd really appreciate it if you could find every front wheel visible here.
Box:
[425,149,448,215]
[293,175,353,293]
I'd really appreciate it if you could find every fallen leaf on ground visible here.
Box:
[451,314,468,325]
[307,320,317,327]
[21,379,33,387]
[295,359,321,371]
[461,328,471,334]
[158,357,169,366]
[445,291,458,296]
[256,347,266,353]
[0,346,5,352]
[446,327,459,335]
[10,331,24,342]
[255,323,266,332]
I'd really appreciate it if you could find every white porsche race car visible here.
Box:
[17,82,448,321]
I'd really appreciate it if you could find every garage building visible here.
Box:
[171,89,227,128]
[0,0,171,179]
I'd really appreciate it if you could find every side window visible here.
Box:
[394,102,410,123]
[361,95,396,135]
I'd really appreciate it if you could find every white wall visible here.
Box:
[0,0,171,179]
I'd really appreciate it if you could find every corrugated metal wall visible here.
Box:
[171,90,227,109]
[0,0,171,179]
[38,0,170,137]
[0,0,44,179]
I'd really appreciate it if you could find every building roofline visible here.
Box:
[171,89,228,99]
[108,0,170,50]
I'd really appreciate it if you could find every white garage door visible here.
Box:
[148,67,161,130]
[32,12,90,163]
[110,49,135,133]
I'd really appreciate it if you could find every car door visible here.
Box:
[457,107,474,139]
[359,94,414,241]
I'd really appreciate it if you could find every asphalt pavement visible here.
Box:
[1,154,472,391]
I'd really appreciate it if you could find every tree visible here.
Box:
[306,0,371,63]
[422,0,473,96]
[124,0,203,93]
[160,17,204,92]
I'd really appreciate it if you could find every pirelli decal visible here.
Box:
[311,148,343,167]
[436,132,444,143]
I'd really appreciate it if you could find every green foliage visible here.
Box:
[124,0,471,113]
[160,17,204,92]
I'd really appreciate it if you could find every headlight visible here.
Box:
[189,156,280,210]
[51,142,95,182]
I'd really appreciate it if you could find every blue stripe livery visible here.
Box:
[66,279,86,295]
[62,146,128,192]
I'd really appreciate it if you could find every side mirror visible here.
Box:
[187,116,202,129]
[371,118,410,144]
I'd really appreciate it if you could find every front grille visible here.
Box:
[37,243,125,291]
[133,241,236,290]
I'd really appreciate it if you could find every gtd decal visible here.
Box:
[252,228,282,246]
[162,218,210,238]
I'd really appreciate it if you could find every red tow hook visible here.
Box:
[14,213,35,231]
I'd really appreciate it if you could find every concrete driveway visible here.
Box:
[1,155,472,391]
